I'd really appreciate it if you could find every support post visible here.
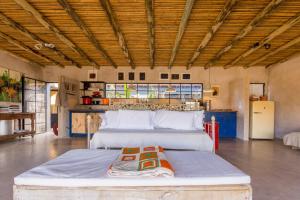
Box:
[87,114,91,149]
[211,116,216,153]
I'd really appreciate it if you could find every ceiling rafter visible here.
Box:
[204,0,284,69]
[186,0,239,69]
[168,0,195,69]
[0,31,63,67]
[225,13,300,68]
[245,35,300,68]
[0,11,81,68]
[145,0,155,69]
[13,0,99,68]
[99,0,135,69]
[57,0,117,69]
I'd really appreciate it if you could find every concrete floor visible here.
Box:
[0,132,299,200]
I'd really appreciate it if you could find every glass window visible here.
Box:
[23,77,46,134]
[105,83,203,100]
[148,84,159,98]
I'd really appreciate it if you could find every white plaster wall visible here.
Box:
[0,50,43,79]
[0,50,44,134]
[268,55,300,138]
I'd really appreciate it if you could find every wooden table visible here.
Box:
[0,112,35,142]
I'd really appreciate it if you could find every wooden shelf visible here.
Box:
[0,131,34,142]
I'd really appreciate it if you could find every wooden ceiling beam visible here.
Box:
[145,0,155,69]
[0,11,81,68]
[57,0,117,68]
[99,0,135,69]
[225,13,300,68]
[168,0,195,69]
[13,0,99,68]
[205,0,284,69]
[245,35,300,68]
[0,31,63,67]
[186,0,239,69]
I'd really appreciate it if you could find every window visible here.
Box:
[23,77,47,133]
[105,83,203,100]
[250,83,265,97]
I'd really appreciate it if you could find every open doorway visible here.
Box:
[48,83,59,136]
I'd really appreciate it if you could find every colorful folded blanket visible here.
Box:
[107,146,174,178]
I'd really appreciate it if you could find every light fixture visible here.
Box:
[264,43,271,49]
[44,43,55,49]
[203,67,214,93]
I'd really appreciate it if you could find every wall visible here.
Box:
[268,55,300,138]
[0,50,43,79]
[0,50,44,135]
[43,66,268,110]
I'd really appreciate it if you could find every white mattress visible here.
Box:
[15,149,250,187]
[90,128,213,151]
[283,132,300,148]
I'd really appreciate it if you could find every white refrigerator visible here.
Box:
[250,101,275,139]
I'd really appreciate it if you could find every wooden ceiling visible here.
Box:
[0,0,299,69]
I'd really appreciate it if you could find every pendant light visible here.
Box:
[165,67,176,93]
[203,67,214,93]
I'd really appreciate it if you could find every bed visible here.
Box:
[88,110,216,152]
[14,149,252,200]
[90,128,213,151]
[283,132,300,149]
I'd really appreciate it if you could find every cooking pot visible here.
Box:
[82,96,92,105]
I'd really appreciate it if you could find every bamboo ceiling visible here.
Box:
[0,0,299,69]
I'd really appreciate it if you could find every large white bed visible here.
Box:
[14,149,251,200]
[90,128,213,151]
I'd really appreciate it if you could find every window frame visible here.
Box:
[105,83,203,100]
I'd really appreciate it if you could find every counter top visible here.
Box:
[206,109,237,112]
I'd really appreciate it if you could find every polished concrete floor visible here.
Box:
[0,132,299,200]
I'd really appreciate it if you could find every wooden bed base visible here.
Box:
[14,184,252,200]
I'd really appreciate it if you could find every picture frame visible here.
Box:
[171,74,180,80]
[88,70,98,81]
[211,85,220,97]
[182,73,191,80]
[160,73,169,80]
[139,72,146,81]
[118,72,124,81]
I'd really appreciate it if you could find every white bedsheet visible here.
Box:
[15,149,250,187]
[283,132,300,148]
[90,128,213,151]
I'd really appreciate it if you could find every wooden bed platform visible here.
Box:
[14,184,252,200]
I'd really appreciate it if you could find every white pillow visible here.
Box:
[100,111,119,129]
[193,110,205,130]
[153,110,196,130]
[117,110,154,130]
